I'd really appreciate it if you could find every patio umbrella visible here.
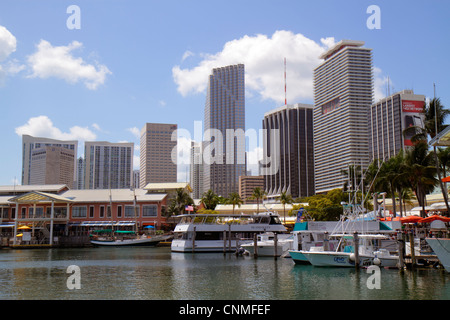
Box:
[400,215,423,224]
[17,226,31,230]
[441,176,450,182]
[421,215,450,223]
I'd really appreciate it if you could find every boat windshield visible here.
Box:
[177,214,281,226]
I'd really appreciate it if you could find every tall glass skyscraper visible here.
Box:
[313,40,373,193]
[203,64,246,198]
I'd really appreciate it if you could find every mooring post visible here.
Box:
[192,226,196,253]
[397,231,405,271]
[323,231,329,251]
[228,224,232,252]
[223,230,227,255]
[274,232,278,260]
[409,231,416,269]
[253,233,258,258]
[353,231,359,269]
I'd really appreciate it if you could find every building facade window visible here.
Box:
[142,204,157,217]
[72,206,87,218]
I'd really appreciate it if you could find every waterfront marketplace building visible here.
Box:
[0,184,169,247]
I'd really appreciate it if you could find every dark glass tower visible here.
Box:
[203,64,245,198]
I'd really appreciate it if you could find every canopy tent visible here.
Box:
[400,215,424,224]
[421,214,450,223]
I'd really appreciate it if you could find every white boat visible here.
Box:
[426,238,450,272]
[171,212,287,253]
[240,232,293,257]
[90,233,172,247]
[296,234,399,268]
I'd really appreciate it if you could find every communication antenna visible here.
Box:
[284,58,287,105]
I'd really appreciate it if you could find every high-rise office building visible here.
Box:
[203,64,246,197]
[313,40,373,193]
[369,90,426,162]
[190,141,203,199]
[262,103,315,200]
[21,135,78,186]
[84,141,134,189]
[76,157,84,189]
[29,146,75,187]
[239,175,265,204]
[140,123,177,187]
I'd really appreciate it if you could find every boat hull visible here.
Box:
[289,250,310,264]
[300,251,398,268]
[241,241,292,257]
[91,236,169,247]
[426,238,450,272]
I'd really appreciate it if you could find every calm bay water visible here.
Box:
[0,247,449,300]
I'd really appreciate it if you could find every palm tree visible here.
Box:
[278,191,293,224]
[404,141,439,217]
[174,188,194,215]
[248,187,267,214]
[424,97,450,139]
[227,192,243,215]
[200,189,219,210]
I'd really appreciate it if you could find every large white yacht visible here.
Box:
[171,212,287,253]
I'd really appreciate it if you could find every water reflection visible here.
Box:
[0,247,449,300]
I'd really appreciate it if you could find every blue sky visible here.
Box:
[0,0,449,185]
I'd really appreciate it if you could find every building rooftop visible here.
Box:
[0,184,69,195]
[61,189,167,203]
[319,40,365,60]
[264,103,313,117]
[143,182,192,192]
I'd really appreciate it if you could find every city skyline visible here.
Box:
[1,1,449,186]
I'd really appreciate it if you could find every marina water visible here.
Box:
[1,247,449,300]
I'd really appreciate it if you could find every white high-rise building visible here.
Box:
[84,141,134,189]
[313,40,373,193]
[21,135,78,187]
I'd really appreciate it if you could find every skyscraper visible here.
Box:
[29,146,75,187]
[21,135,78,186]
[190,141,203,199]
[84,141,134,189]
[369,90,426,162]
[203,64,245,197]
[263,103,315,200]
[140,123,177,187]
[313,40,373,193]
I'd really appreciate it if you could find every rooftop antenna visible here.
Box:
[284,58,287,106]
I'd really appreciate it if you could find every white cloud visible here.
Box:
[247,146,263,176]
[373,66,394,102]
[172,30,335,104]
[0,25,16,61]
[15,115,97,141]
[0,25,25,84]
[27,40,111,90]
[127,127,140,139]
[181,50,194,61]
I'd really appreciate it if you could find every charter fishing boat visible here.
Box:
[298,233,399,268]
[426,238,450,272]
[171,211,286,253]
[240,232,293,257]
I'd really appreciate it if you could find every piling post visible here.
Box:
[323,231,329,251]
[274,232,278,260]
[409,231,416,269]
[228,224,232,252]
[223,230,227,255]
[192,226,196,253]
[353,231,359,269]
[397,231,405,271]
[253,233,258,258]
